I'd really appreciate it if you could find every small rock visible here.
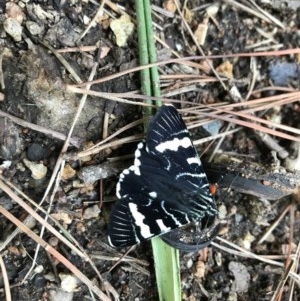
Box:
[183,7,193,23]
[33,273,47,287]
[27,143,47,161]
[240,232,255,250]
[269,62,298,86]
[76,222,86,234]
[163,0,177,13]
[272,0,300,9]
[194,17,208,45]
[218,204,227,219]
[83,15,90,25]
[49,288,73,301]
[8,246,23,256]
[228,261,250,293]
[193,260,205,279]
[110,14,134,47]
[6,2,24,24]
[234,213,243,224]
[0,160,12,170]
[26,21,44,35]
[216,60,233,78]
[202,120,222,136]
[78,161,122,184]
[51,212,73,225]
[0,117,24,159]
[186,258,193,269]
[29,3,54,21]
[44,272,56,282]
[4,17,23,42]
[227,291,238,301]
[62,164,76,180]
[34,265,44,274]
[48,236,59,247]
[82,204,101,220]
[23,159,47,179]
[229,85,242,102]
[206,4,220,18]
[214,252,222,266]
[59,274,77,293]
[44,18,79,47]
[285,141,300,171]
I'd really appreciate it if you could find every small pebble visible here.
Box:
[203,120,222,136]
[186,258,193,269]
[62,164,76,180]
[6,2,24,24]
[218,204,227,219]
[49,236,59,247]
[228,261,250,292]
[110,14,134,47]
[27,143,46,161]
[59,274,77,293]
[4,17,22,42]
[23,159,47,180]
[78,162,120,184]
[34,265,44,274]
[26,21,44,35]
[33,274,46,287]
[49,288,73,301]
[82,204,101,220]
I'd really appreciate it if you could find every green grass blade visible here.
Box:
[135,0,152,118]
[151,237,181,301]
[135,0,181,300]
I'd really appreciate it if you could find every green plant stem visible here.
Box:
[151,237,181,301]
[135,0,181,300]
[143,0,162,103]
[135,0,152,118]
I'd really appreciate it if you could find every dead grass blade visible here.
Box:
[213,232,300,301]
[258,205,291,244]
[221,0,284,28]
[68,48,300,88]
[286,242,300,300]
[271,260,294,301]
[0,205,111,301]
[196,110,300,142]
[212,237,284,267]
[0,179,86,259]
[0,253,12,301]
[0,109,81,148]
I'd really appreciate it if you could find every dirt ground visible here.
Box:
[0,1,300,300]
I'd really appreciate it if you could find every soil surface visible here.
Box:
[0,1,300,301]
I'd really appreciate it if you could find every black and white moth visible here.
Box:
[108,104,217,248]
